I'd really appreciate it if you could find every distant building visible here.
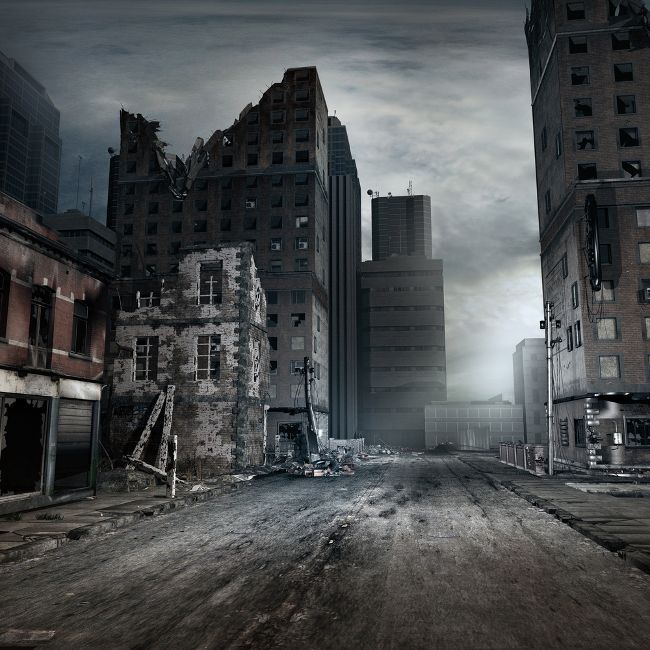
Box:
[0,192,109,515]
[358,256,446,448]
[109,66,330,443]
[513,338,546,443]
[328,116,361,438]
[372,194,432,260]
[525,1,650,467]
[0,50,60,214]
[425,397,524,451]
[43,209,116,273]
[110,244,269,475]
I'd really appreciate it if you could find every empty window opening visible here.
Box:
[574,98,592,117]
[619,127,639,147]
[569,36,588,53]
[566,2,585,19]
[612,31,631,50]
[623,161,642,178]
[134,337,158,381]
[199,262,223,305]
[576,130,595,150]
[196,335,221,380]
[614,63,633,82]
[578,163,597,180]
[571,66,589,85]
[617,95,636,114]
[71,301,89,355]
[291,312,305,327]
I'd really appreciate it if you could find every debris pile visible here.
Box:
[366,444,400,456]
[287,447,356,478]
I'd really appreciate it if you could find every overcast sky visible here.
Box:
[1,0,543,401]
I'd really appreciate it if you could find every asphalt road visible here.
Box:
[2,453,650,649]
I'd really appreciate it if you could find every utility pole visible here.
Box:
[75,155,82,209]
[545,301,555,475]
[88,176,94,219]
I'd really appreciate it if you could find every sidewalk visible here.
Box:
[460,453,650,575]
[0,471,277,565]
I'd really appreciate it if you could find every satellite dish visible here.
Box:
[367,189,373,196]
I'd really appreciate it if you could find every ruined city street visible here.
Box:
[2,454,650,649]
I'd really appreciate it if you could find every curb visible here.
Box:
[0,480,250,566]
[461,459,650,576]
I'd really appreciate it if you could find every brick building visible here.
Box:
[0,192,109,515]
[525,0,650,467]
[108,66,330,445]
[110,245,269,475]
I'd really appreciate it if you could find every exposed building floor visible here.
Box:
[1,454,650,648]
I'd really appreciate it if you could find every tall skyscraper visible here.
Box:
[525,1,650,467]
[109,66,330,441]
[512,338,546,444]
[371,194,432,260]
[328,116,361,438]
[358,193,446,448]
[0,50,60,214]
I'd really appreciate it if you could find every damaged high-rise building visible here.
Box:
[110,244,269,474]
[107,67,330,452]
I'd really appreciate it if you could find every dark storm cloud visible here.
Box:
[0,0,543,400]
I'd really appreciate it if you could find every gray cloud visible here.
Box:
[0,0,543,401]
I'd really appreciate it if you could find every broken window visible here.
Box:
[291,337,305,351]
[571,66,589,85]
[636,207,650,227]
[626,418,650,447]
[566,2,585,19]
[134,336,158,381]
[272,90,285,103]
[266,291,278,304]
[574,98,592,117]
[271,131,284,144]
[295,192,309,207]
[148,202,159,214]
[269,336,278,351]
[222,155,233,167]
[569,36,588,53]
[193,220,207,233]
[295,173,308,185]
[600,243,612,264]
[578,163,597,180]
[247,112,259,125]
[145,242,158,256]
[609,0,631,18]
[271,215,282,229]
[270,238,282,251]
[291,312,305,327]
[295,237,308,250]
[270,360,277,375]
[194,199,207,212]
[271,194,283,208]
[247,132,259,146]
[147,222,158,235]
[271,110,285,124]
[575,130,595,150]
[571,282,579,309]
[222,133,233,147]
[245,198,257,209]
[612,31,630,50]
[169,263,179,274]
[295,150,309,163]
[220,218,231,231]
[199,262,223,305]
[136,290,160,308]
[128,140,138,154]
[623,161,642,178]
[617,95,636,114]
[28,286,52,367]
[296,215,308,228]
[272,151,283,164]
[599,355,620,378]
[171,221,182,234]
[145,264,157,276]
[614,63,633,82]
[290,359,304,374]
[291,290,306,304]
[575,321,582,347]
[70,301,89,355]
[294,258,308,272]
[269,260,283,273]
[244,216,257,230]
[295,108,309,121]
[619,127,639,147]
[271,174,283,187]
[295,129,309,143]
[196,335,220,381]
[247,153,258,166]
[267,314,278,328]
[221,197,231,210]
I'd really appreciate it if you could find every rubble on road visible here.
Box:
[287,447,357,477]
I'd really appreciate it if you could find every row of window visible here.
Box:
[572,417,650,448]
[565,1,636,21]
[123,215,312,237]
[0,274,90,357]
[242,107,310,126]
[544,126,643,152]
[571,63,634,86]
[568,31,636,54]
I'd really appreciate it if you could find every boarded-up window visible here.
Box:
[599,355,620,378]
[639,243,650,263]
[596,318,617,339]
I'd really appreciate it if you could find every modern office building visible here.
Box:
[513,338,547,444]
[371,194,432,260]
[358,255,446,448]
[0,50,60,214]
[425,397,524,451]
[43,209,116,273]
[328,115,361,438]
[109,66,330,441]
[525,1,650,467]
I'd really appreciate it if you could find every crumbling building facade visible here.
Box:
[526,0,650,467]
[110,245,269,475]
[108,66,329,448]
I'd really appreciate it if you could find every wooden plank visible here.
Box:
[156,385,175,471]
[131,391,165,461]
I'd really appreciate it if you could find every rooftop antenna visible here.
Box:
[407,180,413,196]
[75,155,82,209]
[88,176,94,219]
